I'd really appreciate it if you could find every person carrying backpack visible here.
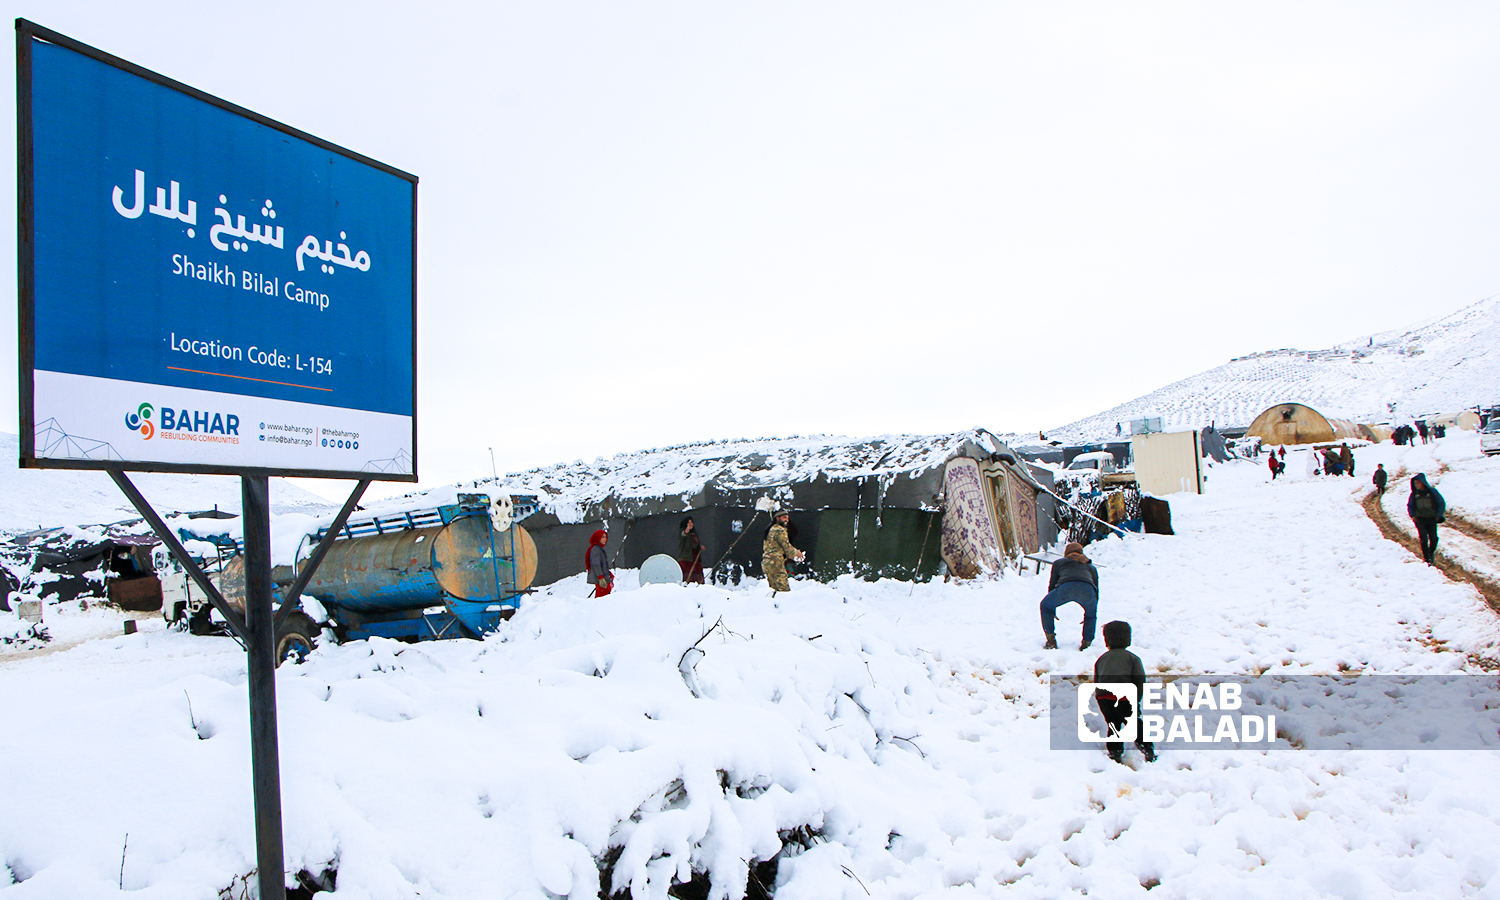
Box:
[1407,474,1446,566]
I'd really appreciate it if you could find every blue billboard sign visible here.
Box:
[19,24,417,479]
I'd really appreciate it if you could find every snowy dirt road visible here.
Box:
[1367,434,1500,620]
[2,443,1500,899]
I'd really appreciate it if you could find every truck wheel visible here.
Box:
[187,603,216,635]
[275,612,318,666]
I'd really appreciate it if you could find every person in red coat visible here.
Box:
[586,529,613,597]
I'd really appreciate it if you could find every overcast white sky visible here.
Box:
[5,2,1499,501]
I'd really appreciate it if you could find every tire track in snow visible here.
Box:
[1448,511,1500,548]
[1362,479,1500,618]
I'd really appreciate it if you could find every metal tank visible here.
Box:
[284,495,537,641]
[210,494,538,644]
[168,494,540,660]
[275,516,537,614]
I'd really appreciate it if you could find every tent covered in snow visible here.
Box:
[1246,403,1365,446]
[2,523,162,610]
[472,431,1060,586]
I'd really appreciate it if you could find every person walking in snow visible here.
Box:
[1407,474,1446,566]
[1339,443,1355,478]
[1268,453,1281,480]
[586,529,614,597]
[762,510,804,594]
[677,516,706,584]
[1372,464,1388,496]
[1416,420,1429,444]
[1093,621,1155,764]
[1041,541,1099,651]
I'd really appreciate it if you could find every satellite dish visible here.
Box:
[638,553,682,586]
[488,493,514,532]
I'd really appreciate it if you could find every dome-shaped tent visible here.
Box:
[1247,403,1363,446]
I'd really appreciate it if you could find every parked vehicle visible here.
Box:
[1066,451,1118,475]
[1061,451,1137,487]
[1482,418,1500,456]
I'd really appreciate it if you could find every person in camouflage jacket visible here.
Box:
[762,510,804,593]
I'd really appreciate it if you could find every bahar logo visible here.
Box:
[124,402,155,439]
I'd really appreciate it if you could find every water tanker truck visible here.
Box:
[162,493,538,662]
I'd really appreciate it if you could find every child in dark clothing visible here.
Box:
[1092,621,1156,764]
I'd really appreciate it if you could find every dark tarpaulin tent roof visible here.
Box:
[480,430,1059,586]
[3,523,162,608]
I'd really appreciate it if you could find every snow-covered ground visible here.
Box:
[2,441,1500,898]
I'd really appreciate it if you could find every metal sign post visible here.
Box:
[241,476,284,899]
[107,469,369,899]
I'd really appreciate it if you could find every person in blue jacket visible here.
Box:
[1041,542,1099,651]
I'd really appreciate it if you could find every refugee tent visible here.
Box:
[938,453,1045,579]
[481,431,1059,586]
[1246,403,1364,446]
[1423,410,1481,432]
[0,505,271,613]
[1358,423,1396,443]
[2,523,162,610]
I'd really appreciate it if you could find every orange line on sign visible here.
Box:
[167,366,333,392]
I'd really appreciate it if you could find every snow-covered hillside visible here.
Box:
[1047,294,1500,444]
[0,432,336,535]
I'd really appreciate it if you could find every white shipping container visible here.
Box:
[1130,431,1203,495]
